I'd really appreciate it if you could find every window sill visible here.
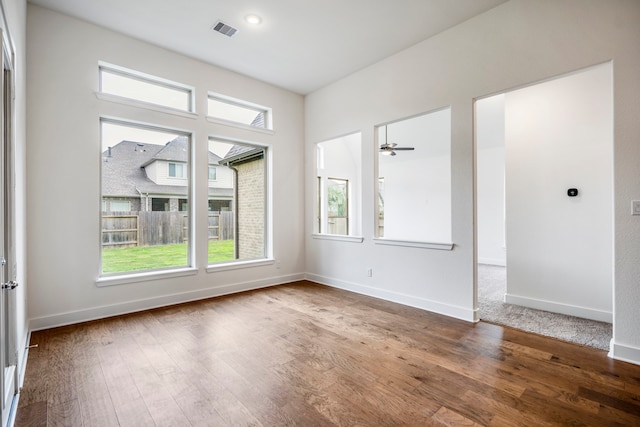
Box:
[95,92,198,119]
[96,267,198,287]
[206,116,275,135]
[373,238,454,251]
[207,258,275,273]
[312,233,364,243]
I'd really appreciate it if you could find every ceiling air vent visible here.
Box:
[212,21,238,37]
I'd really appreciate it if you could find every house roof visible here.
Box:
[219,144,264,166]
[102,138,232,199]
[141,136,223,167]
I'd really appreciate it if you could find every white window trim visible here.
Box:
[98,61,197,114]
[96,267,198,287]
[372,238,454,251]
[312,233,364,243]
[96,92,198,120]
[206,258,275,273]
[207,91,273,131]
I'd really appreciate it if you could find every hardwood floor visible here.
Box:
[15,281,640,426]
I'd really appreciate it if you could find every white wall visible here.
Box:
[504,63,613,322]
[304,0,640,363]
[26,5,305,329]
[476,95,505,266]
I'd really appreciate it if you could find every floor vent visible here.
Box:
[212,21,238,37]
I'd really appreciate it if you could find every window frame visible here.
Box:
[97,117,196,284]
[206,135,273,272]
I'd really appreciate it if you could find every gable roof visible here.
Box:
[219,144,264,166]
[140,136,223,167]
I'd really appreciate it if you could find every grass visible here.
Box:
[102,239,235,273]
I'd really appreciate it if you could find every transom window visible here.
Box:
[208,92,271,130]
[99,62,194,112]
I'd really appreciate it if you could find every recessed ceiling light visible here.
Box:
[245,14,262,25]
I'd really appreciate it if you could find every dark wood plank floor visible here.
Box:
[15,281,640,426]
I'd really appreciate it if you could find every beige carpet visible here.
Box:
[478,264,612,351]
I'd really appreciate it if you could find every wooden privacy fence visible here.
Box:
[102,211,234,248]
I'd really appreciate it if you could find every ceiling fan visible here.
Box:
[380,126,414,156]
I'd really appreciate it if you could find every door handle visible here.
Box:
[2,281,18,290]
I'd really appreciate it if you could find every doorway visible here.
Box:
[475,63,613,346]
[0,30,17,427]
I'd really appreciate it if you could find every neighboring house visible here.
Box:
[219,144,265,260]
[101,136,234,213]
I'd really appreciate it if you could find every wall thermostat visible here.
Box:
[567,188,578,197]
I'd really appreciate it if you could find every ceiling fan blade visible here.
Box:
[393,147,415,150]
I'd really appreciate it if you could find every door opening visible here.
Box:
[474,63,613,347]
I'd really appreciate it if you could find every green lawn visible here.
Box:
[102,239,235,273]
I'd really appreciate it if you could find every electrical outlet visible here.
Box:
[367,268,372,277]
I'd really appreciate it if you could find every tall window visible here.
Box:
[100,120,191,275]
[208,138,267,264]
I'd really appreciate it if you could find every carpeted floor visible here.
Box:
[478,264,612,351]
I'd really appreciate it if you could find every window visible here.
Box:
[208,137,267,264]
[327,179,348,235]
[208,166,217,181]
[99,62,194,112]
[376,108,452,243]
[152,198,170,212]
[315,133,362,236]
[110,200,131,212]
[100,120,191,275]
[208,93,272,130]
[168,162,185,178]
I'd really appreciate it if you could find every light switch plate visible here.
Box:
[632,200,640,216]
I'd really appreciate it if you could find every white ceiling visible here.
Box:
[28,0,508,94]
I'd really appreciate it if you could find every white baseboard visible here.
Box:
[477,258,506,267]
[29,273,305,331]
[504,293,612,323]
[609,340,640,366]
[305,273,477,323]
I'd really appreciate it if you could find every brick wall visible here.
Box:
[236,158,265,259]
